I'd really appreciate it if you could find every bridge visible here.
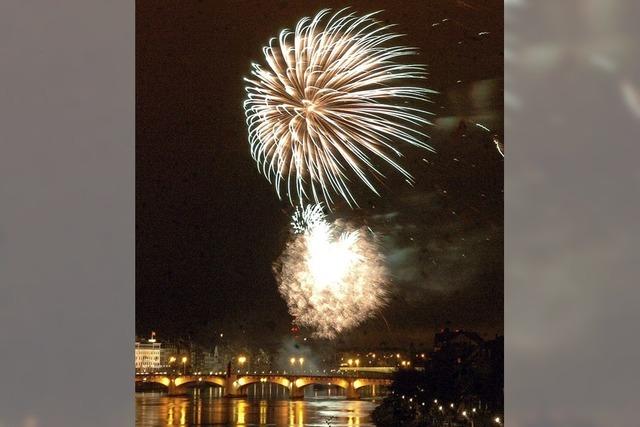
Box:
[135,372,392,399]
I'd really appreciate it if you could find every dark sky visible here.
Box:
[136,0,503,350]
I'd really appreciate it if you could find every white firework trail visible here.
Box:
[244,8,436,208]
[291,203,326,234]
[475,122,491,132]
[475,122,504,157]
[275,205,389,338]
[493,136,505,157]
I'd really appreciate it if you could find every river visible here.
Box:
[136,385,381,426]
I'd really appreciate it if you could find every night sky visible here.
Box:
[136,0,503,350]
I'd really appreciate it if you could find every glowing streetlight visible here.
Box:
[298,357,304,366]
[238,356,247,366]
[494,417,501,424]
[181,356,187,375]
[355,359,360,367]
[463,411,475,427]
[348,359,353,366]
[290,357,296,366]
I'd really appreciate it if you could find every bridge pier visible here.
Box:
[222,374,247,398]
[289,382,305,400]
[167,381,187,396]
[345,381,360,400]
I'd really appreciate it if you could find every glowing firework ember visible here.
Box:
[275,205,389,338]
[244,9,436,207]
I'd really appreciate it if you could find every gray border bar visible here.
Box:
[506,0,639,425]
[0,1,134,426]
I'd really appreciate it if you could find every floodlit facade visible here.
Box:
[135,333,162,372]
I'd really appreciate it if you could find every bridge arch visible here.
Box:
[294,377,350,390]
[236,375,291,390]
[352,378,392,392]
[174,375,225,388]
[353,378,392,393]
[135,376,171,388]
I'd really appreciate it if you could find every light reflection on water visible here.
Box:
[136,385,380,426]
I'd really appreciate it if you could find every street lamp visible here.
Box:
[298,357,304,371]
[494,417,501,425]
[463,411,475,427]
[181,356,187,375]
[237,355,247,373]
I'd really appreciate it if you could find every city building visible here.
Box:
[159,341,179,370]
[433,328,484,353]
[190,345,223,373]
[135,332,162,372]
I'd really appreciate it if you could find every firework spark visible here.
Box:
[291,203,326,234]
[244,8,436,208]
[275,205,389,338]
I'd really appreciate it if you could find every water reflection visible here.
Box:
[136,384,380,426]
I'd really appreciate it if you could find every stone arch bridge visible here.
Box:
[135,373,392,400]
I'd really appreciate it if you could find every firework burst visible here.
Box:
[275,205,389,338]
[244,8,436,207]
